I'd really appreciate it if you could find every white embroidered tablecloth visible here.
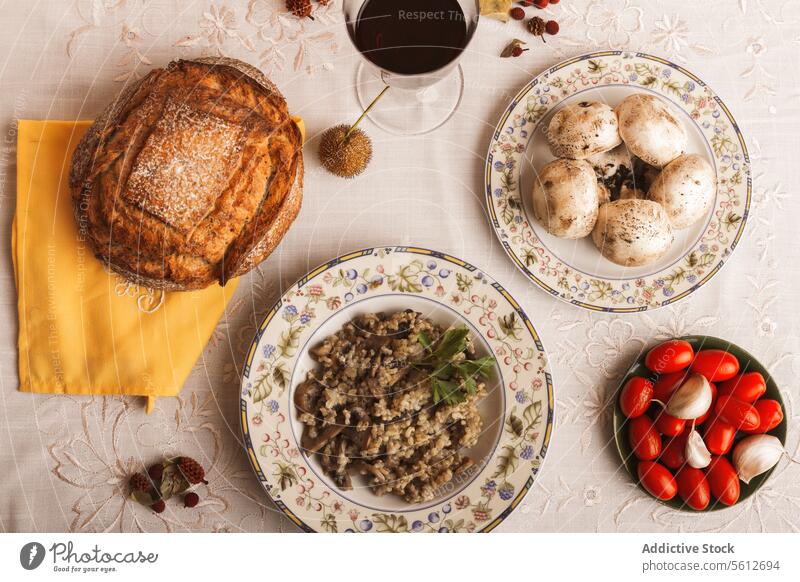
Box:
[1,0,798,533]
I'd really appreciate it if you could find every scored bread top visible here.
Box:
[70,58,303,290]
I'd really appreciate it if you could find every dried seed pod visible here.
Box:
[319,124,373,178]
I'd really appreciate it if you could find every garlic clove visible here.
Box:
[732,434,784,484]
[665,374,712,420]
[685,429,712,469]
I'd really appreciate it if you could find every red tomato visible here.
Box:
[619,376,654,418]
[706,456,740,506]
[714,395,760,431]
[743,399,784,434]
[645,340,695,374]
[655,411,686,437]
[638,461,678,500]
[694,383,717,425]
[717,372,766,403]
[703,418,736,455]
[676,466,711,510]
[628,416,662,461]
[660,433,688,469]
[653,371,689,402]
[690,349,740,382]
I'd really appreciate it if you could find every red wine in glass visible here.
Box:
[354,0,469,76]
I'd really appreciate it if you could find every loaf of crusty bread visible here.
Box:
[70,57,303,290]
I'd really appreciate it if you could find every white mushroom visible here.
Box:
[648,153,716,229]
[547,101,621,159]
[616,94,687,168]
[588,144,656,202]
[532,159,599,239]
[588,143,635,182]
[592,199,674,267]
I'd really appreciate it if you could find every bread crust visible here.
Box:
[70,58,303,290]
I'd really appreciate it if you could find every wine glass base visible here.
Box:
[355,62,464,136]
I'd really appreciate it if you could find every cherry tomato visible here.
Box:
[637,461,678,500]
[694,383,717,425]
[717,372,766,403]
[660,433,688,469]
[653,371,689,402]
[675,466,711,510]
[619,377,654,418]
[654,410,686,437]
[743,399,784,434]
[706,456,740,506]
[703,418,736,455]
[714,395,760,431]
[628,416,662,461]
[690,349,740,382]
[645,340,694,374]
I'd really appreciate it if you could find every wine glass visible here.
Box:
[343,0,480,135]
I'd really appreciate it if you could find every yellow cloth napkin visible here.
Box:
[13,120,239,413]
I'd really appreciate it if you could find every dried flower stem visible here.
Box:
[344,85,390,140]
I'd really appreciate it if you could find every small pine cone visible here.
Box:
[129,473,151,493]
[286,0,312,18]
[527,16,547,38]
[176,457,207,485]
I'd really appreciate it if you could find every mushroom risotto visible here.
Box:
[294,310,495,503]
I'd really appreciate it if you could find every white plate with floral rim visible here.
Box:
[240,246,553,532]
[485,50,750,312]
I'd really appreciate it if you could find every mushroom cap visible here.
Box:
[547,101,622,159]
[532,159,599,239]
[616,94,687,168]
[648,153,716,229]
[592,199,674,267]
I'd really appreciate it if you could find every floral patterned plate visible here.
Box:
[485,51,750,312]
[240,246,554,532]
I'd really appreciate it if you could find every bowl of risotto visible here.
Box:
[240,246,554,532]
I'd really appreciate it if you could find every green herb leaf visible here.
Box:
[414,325,496,406]
[418,331,432,352]
[431,327,469,362]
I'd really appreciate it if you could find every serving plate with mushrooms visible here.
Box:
[486,51,750,311]
[240,246,553,532]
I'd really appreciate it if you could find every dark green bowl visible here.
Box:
[613,335,788,512]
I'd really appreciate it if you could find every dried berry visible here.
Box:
[286,0,312,19]
[550,0,560,3]
[520,0,534,6]
[533,0,549,8]
[147,463,164,482]
[184,492,200,508]
[510,7,525,20]
[501,39,528,58]
[176,456,208,485]
[545,20,560,35]
[129,473,150,493]
[151,499,166,513]
[527,16,547,40]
